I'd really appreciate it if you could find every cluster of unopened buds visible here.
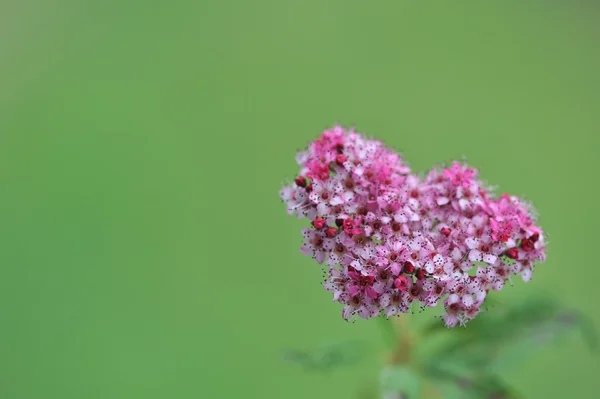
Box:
[280,127,547,327]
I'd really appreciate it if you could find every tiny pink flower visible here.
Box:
[347,266,380,299]
[490,218,514,242]
[379,291,409,317]
[443,161,477,188]
[300,228,333,264]
[394,275,409,291]
[466,237,503,264]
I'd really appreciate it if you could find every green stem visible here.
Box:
[390,314,412,365]
[378,315,398,350]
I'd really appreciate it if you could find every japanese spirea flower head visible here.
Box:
[279,127,547,327]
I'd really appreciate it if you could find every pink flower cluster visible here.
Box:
[279,127,547,327]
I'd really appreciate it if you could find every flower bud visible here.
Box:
[312,218,326,230]
[294,176,307,187]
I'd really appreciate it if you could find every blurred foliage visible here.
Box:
[380,366,421,399]
[439,375,523,399]
[284,296,596,398]
[419,296,597,398]
[282,339,368,373]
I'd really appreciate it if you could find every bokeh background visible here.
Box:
[1,1,599,398]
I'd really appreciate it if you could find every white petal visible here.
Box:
[460,260,473,271]
[452,270,465,280]
[330,196,344,206]
[409,211,421,222]
[491,243,505,255]
[279,187,293,201]
[483,254,498,264]
[437,196,449,205]
[308,191,320,204]
[333,290,343,301]
[422,218,433,230]
[443,314,459,327]
[389,262,402,275]
[317,203,329,215]
[475,266,487,278]
[472,214,486,227]
[394,213,408,223]
[492,279,504,291]
[300,244,312,256]
[342,306,355,320]
[327,253,340,266]
[462,295,474,307]
[475,290,487,304]
[295,151,309,165]
[373,282,385,293]
[465,237,479,250]
[315,251,326,264]
[408,198,420,209]
[468,249,483,262]
[443,260,454,274]
[385,306,399,317]
[351,259,363,271]
[427,298,439,308]
[358,306,371,319]
[392,241,404,252]
[379,294,392,307]
[343,191,355,202]
[451,247,463,261]
[365,212,377,223]
[522,268,533,282]
[447,294,460,304]
[425,261,435,274]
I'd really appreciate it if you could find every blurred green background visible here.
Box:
[1,0,599,398]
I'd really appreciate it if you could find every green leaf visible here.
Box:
[282,350,316,370]
[467,376,523,398]
[380,366,421,399]
[572,311,598,352]
[488,310,597,374]
[355,384,378,399]
[317,339,367,366]
[427,369,523,399]
[442,385,473,399]
[422,297,597,379]
[282,340,368,372]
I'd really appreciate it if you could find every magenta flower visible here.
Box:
[490,218,515,242]
[280,127,547,326]
[300,228,333,264]
[443,161,477,188]
[347,266,381,299]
